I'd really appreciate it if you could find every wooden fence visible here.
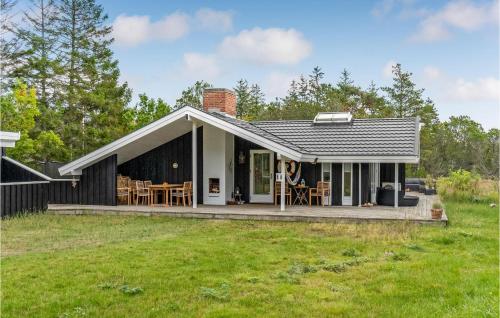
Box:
[0,181,49,218]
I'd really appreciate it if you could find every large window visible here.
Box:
[343,163,352,197]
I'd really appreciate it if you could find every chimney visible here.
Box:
[202,88,237,117]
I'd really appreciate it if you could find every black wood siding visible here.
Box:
[331,163,342,205]
[79,155,117,205]
[48,181,80,204]
[233,136,323,203]
[1,157,45,182]
[1,183,48,218]
[380,163,406,190]
[233,137,262,203]
[118,128,204,203]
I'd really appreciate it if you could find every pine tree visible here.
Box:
[0,0,22,91]
[15,0,61,132]
[175,80,212,109]
[234,79,251,118]
[55,0,131,158]
[382,63,425,118]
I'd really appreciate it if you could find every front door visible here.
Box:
[249,150,274,203]
[342,163,352,205]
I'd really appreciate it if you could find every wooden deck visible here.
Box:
[48,193,447,225]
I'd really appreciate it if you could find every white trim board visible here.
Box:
[2,156,52,181]
[0,131,20,148]
[0,181,50,185]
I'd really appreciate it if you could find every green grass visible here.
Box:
[1,201,498,317]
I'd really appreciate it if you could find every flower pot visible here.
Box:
[431,208,443,220]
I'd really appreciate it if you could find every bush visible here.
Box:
[432,202,442,209]
[437,169,498,203]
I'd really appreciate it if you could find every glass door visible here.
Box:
[321,163,331,205]
[249,150,274,203]
[342,163,352,205]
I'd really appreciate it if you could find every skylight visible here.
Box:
[313,112,352,124]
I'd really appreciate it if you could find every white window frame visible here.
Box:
[249,150,274,203]
[342,163,353,206]
[321,162,332,205]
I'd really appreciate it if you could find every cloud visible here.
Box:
[423,66,442,80]
[451,77,500,102]
[372,0,428,19]
[112,12,190,46]
[180,53,221,80]
[112,8,233,47]
[382,60,398,78]
[195,8,233,32]
[264,72,298,100]
[218,27,312,65]
[422,66,500,102]
[410,0,499,42]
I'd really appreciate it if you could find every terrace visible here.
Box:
[48,192,447,225]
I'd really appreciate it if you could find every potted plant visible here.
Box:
[431,202,443,219]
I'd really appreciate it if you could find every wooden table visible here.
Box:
[293,185,309,205]
[148,184,182,207]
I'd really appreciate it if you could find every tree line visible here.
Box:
[1,0,498,179]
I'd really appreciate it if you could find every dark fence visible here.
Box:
[48,180,80,204]
[1,181,49,218]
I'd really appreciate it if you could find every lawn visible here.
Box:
[1,201,498,317]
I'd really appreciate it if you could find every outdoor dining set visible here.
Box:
[116,175,193,207]
[274,181,331,206]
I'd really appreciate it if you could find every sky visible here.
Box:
[100,0,499,129]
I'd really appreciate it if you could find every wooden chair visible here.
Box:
[116,177,131,205]
[171,181,192,206]
[135,181,149,205]
[274,181,291,205]
[144,180,152,188]
[309,181,331,206]
[127,179,138,204]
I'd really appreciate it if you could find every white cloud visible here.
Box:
[218,27,312,65]
[382,60,398,78]
[451,77,500,102]
[264,72,297,100]
[422,66,500,102]
[410,0,499,42]
[423,66,442,80]
[195,8,233,32]
[181,52,221,80]
[112,12,189,46]
[372,0,429,19]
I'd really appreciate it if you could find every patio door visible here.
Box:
[342,163,352,205]
[321,163,331,205]
[249,150,274,203]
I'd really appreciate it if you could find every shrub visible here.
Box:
[200,283,231,301]
[287,262,317,275]
[432,202,442,209]
[341,248,361,257]
[437,169,498,203]
[322,263,346,273]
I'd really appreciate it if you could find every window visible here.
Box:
[343,163,351,197]
[313,112,352,124]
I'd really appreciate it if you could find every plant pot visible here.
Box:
[431,208,443,219]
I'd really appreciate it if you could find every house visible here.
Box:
[1,131,52,217]
[57,88,420,211]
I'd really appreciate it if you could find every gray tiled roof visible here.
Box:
[208,111,419,157]
[252,118,419,156]
[208,112,306,153]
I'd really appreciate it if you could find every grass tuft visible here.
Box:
[200,283,231,301]
[119,285,144,295]
[342,248,362,257]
